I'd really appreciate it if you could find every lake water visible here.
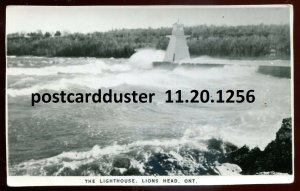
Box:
[7,50,292,175]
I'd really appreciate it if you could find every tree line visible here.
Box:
[7,24,290,59]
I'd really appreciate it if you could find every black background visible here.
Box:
[0,0,298,190]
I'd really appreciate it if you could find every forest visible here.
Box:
[7,24,290,59]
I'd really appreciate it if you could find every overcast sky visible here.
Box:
[6,5,291,34]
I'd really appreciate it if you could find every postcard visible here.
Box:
[6,5,294,186]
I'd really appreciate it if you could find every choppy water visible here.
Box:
[7,50,292,175]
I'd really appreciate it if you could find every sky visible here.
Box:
[6,5,291,34]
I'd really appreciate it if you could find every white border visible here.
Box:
[7,176,294,187]
[5,4,295,187]
[290,4,295,180]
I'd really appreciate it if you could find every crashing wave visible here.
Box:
[9,137,237,176]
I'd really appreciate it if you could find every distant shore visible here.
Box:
[7,24,290,59]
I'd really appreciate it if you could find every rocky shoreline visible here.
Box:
[108,117,292,176]
[222,117,292,175]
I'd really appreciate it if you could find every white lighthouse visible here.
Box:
[163,22,190,63]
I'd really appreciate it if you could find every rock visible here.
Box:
[110,167,127,176]
[206,138,238,154]
[224,141,239,153]
[276,118,292,141]
[213,163,242,175]
[110,168,121,176]
[145,152,169,175]
[220,146,262,174]
[144,151,213,175]
[57,163,104,176]
[141,117,291,176]
[113,157,131,169]
[123,167,142,175]
[169,151,184,161]
[223,117,292,175]
[44,164,63,175]
[207,138,224,153]
[79,163,104,176]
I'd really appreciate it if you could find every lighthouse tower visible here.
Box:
[163,22,190,63]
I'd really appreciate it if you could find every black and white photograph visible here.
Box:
[6,5,293,186]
